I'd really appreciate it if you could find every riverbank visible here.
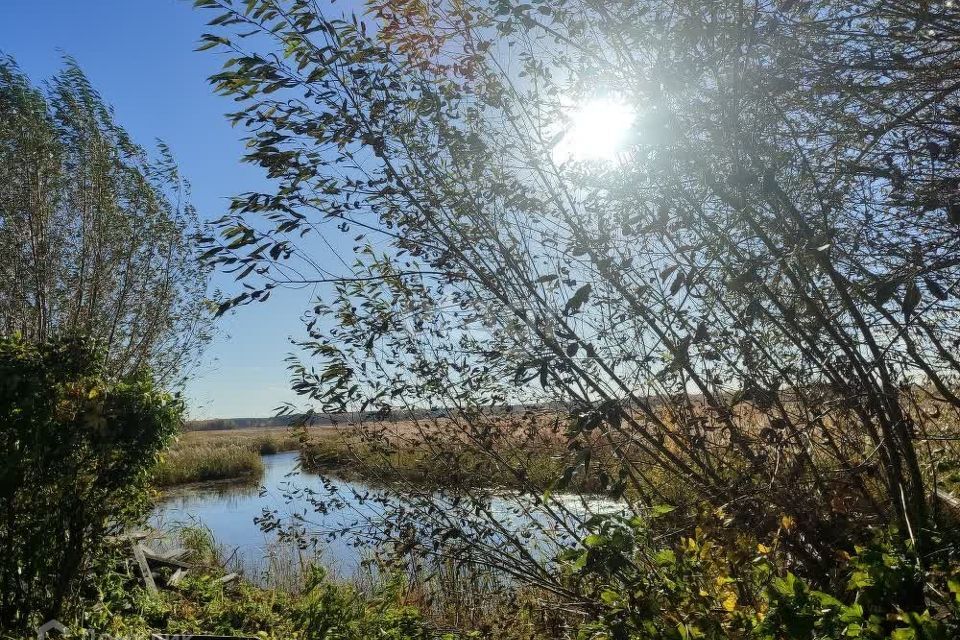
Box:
[80,523,544,640]
[299,431,614,494]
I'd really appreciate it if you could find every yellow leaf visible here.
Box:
[781,515,795,531]
[722,592,738,612]
[757,543,772,554]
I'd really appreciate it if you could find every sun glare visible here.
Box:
[555,98,636,163]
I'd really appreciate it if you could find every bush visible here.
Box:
[0,335,181,631]
[84,552,438,640]
[560,512,960,640]
[294,567,432,640]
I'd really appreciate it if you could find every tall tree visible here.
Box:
[197,0,960,592]
[0,57,212,384]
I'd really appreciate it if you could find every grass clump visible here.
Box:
[151,428,304,487]
[97,568,437,640]
[83,526,550,640]
[152,443,264,487]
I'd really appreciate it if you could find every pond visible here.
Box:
[151,451,372,580]
[150,450,626,582]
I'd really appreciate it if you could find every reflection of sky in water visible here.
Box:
[151,451,627,582]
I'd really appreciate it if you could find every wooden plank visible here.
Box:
[106,528,156,543]
[935,488,960,518]
[168,568,187,587]
[162,547,189,561]
[139,545,192,569]
[131,541,157,594]
[127,528,156,540]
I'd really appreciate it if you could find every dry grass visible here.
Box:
[152,426,331,487]
[178,426,304,454]
[152,443,264,487]
[297,420,615,492]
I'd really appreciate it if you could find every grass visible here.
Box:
[152,443,265,486]
[152,427,305,487]
[88,525,551,640]
[298,430,614,493]
[178,426,303,454]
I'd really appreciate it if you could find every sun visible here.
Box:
[555,97,636,163]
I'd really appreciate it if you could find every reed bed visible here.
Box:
[152,443,265,486]
[151,427,306,486]
[298,431,613,493]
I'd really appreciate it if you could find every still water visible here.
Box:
[150,450,625,581]
[151,451,375,579]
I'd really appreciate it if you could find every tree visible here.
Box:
[0,57,212,384]
[196,0,960,608]
[0,335,181,631]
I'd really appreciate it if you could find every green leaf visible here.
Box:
[651,504,676,518]
[583,534,603,548]
[847,570,873,590]
[810,590,843,608]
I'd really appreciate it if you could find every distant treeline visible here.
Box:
[184,404,571,431]
[185,415,302,431]
[185,409,441,431]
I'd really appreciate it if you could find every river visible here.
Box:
[150,450,626,582]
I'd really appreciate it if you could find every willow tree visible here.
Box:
[0,58,212,384]
[198,0,960,593]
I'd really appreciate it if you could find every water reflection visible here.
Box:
[152,451,392,580]
[150,451,627,583]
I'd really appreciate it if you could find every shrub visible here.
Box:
[294,567,432,640]
[0,335,181,631]
[560,512,960,640]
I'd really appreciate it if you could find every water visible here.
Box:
[151,451,376,579]
[150,451,626,582]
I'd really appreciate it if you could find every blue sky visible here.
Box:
[1,0,358,418]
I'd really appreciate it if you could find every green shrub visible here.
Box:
[84,560,438,640]
[560,512,960,640]
[293,567,432,640]
[0,335,181,631]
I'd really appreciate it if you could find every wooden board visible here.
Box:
[139,545,193,569]
[131,541,157,594]
[168,568,187,587]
